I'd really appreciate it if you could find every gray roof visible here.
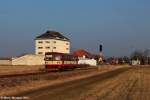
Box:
[35,30,69,41]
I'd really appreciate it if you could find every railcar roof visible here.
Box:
[45,52,74,56]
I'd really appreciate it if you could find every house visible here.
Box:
[131,59,141,65]
[35,30,70,55]
[73,49,97,66]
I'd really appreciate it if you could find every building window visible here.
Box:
[46,47,50,49]
[38,47,43,49]
[56,37,60,39]
[66,48,69,50]
[53,47,56,49]
[53,41,56,43]
[38,52,43,54]
[38,41,43,43]
[66,43,69,45]
[45,41,50,43]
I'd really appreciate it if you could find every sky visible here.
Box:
[0,0,150,57]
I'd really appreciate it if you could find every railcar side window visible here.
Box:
[45,54,53,60]
[55,55,61,60]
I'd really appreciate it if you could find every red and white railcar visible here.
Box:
[44,52,78,70]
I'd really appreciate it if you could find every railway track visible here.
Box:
[0,71,48,78]
[0,66,96,78]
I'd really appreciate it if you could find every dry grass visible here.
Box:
[80,67,150,100]
[0,65,44,75]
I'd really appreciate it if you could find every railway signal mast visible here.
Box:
[99,44,104,64]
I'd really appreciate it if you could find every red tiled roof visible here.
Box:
[73,49,91,58]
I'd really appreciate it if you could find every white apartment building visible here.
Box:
[35,30,70,55]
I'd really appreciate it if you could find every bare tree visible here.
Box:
[130,49,150,65]
[143,49,150,64]
[130,50,143,60]
[143,49,150,57]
